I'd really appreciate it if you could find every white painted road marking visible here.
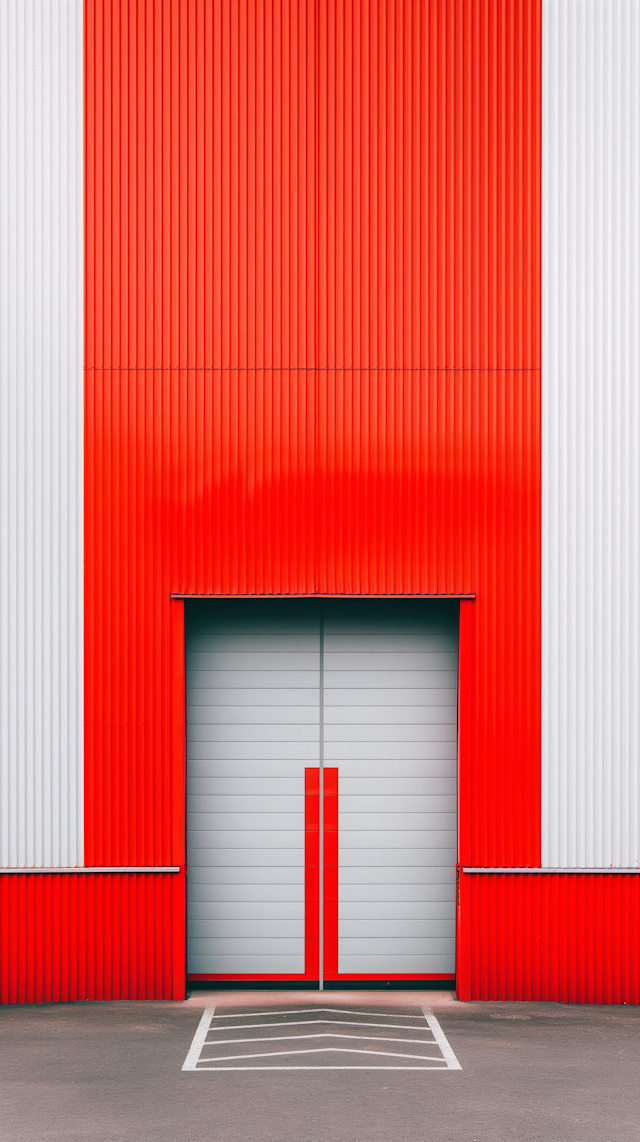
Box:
[200,1048,446,1063]
[182,1007,217,1071]
[205,1033,445,1046]
[423,1008,462,1070]
[182,1006,462,1072]
[200,1019,436,1032]
[202,1008,427,1019]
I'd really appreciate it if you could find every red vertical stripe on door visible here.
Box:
[323,768,339,979]
[304,767,320,979]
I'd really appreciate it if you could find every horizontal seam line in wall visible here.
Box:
[0,867,181,874]
[462,868,640,874]
[84,366,541,373]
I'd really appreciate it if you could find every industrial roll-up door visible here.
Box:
[186,599,458,983]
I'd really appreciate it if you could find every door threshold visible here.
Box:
[187,979,455,992]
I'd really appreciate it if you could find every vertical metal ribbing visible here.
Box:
[542,0,640,869]
[318,605,324,990]
[0,0,84,868]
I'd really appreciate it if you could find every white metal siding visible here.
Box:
[542,0,640,867]
[324,601,458,975]
[0,0,83,867]
[186,601,320,974]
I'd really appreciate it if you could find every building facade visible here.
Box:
[1,0,639,1003]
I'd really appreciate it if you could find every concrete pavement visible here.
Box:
[0,989,638,1141]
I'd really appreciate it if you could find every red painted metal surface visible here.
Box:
[84,0,540,373]
[84,0,541,870]
[83,369,541,862]
[457,872,640,1004]
[0,872,184,1005]
[53,0,544,1003]
[305,767,320,980]
[323,768,339,980]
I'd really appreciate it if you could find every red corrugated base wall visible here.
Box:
[4,870,638,1005]
[0,873,184,1005]
[458,873,640,1004]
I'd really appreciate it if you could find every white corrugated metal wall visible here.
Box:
[0,0,83,867]
[542,0,640,867]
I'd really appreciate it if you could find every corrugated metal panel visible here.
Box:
[0,0,83,867]
[542,0,640,867]
[315,0,540,371]
[85,1,541,879]
[85,0,540,374]
[85,0,316,372]
[0,871,185,1003]
[458,871,640,1003]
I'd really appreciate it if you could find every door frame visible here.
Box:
[172,593,475,987]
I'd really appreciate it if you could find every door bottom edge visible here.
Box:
[187,977,456,992]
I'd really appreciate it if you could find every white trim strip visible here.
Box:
[462,867,640,874]
[0,866,181,874]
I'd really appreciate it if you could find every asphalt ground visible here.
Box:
[0,989,638,1142]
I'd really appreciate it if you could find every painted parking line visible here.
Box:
[182,1006,462,1071]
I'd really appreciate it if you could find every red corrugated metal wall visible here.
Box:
[0,873,183,1005]
[457,872,640,1004]
[81,0,542,1000]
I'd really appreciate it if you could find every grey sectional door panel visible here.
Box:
[323,600,458,976]
[186,600,320,975]
[186,598,458,978]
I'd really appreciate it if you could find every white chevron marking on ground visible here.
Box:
[200,1047,445,1063]
[204,1033,438,1046]
[183,1006,462,1071]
